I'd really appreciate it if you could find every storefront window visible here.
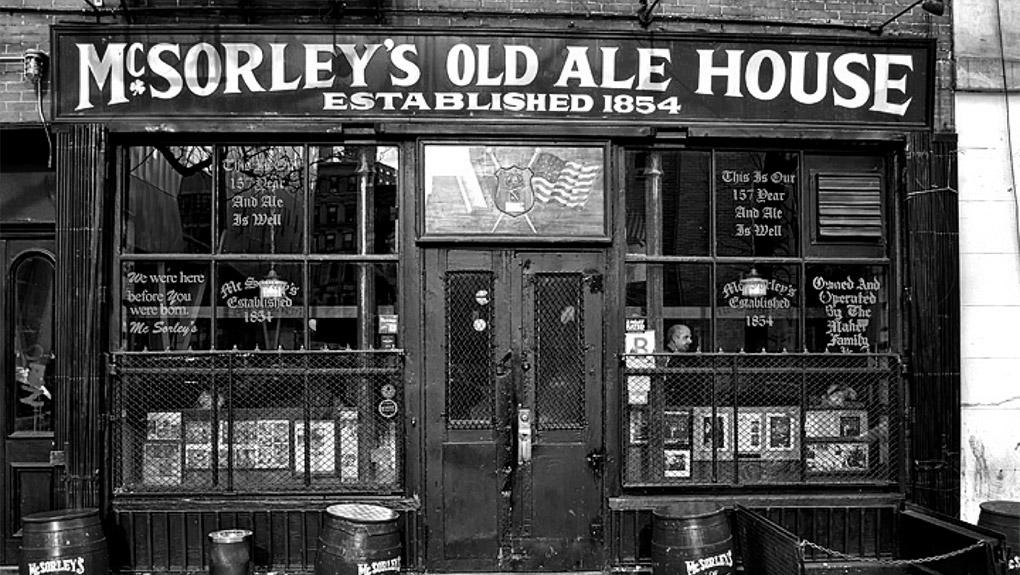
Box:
[622,147,896,488]
[116,142,402,494]
[119,143,400,351]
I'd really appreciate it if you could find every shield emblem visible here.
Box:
[493,166,535,217]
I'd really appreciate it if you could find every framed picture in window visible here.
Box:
[805,410,867,439]
[766,412,794,451]
[255,419,291,469]
[294,420,336,475]
[629,407,648,445]
[664,449,691,478]
[663,410,692,447]
[737,411,763,454]
[185,444,211,470]
[147,412,182,441]
[807,443,869,473]
[143,442,182,485]
[694,408,729,459]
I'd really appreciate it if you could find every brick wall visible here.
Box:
[0,0,954,127]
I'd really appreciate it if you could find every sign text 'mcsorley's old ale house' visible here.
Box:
[0,1,972,572]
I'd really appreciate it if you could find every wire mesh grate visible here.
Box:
[622,353,900,486]
[534,273,586,430]
[445,271,495,429]
[111,350,403,493]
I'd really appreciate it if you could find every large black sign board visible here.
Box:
[54,27,932,126]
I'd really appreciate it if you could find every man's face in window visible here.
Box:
[670,326,692,352]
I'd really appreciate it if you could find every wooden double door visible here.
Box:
[424,250,605,572]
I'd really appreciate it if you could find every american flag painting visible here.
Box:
[529,151,602,208]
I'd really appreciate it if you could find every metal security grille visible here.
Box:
[534,273,586,430]
[445,271,495,429]
[621,353,900,487]
[110,350,403,493]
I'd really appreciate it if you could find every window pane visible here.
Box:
[716,151,799,257]
[310,146,399,254]
[624,151,648,255]
[806,265,890,353]
[716,264,800,352]
[624,151,711,256]
[216,262,304,350]
[663,151,711,256]
[218,146,305,254]
[423,144,605,237]
[121,261,211,351]
[12,255,54,432]
[663,263,712,352]
[308,263,399,350]
[124,146,213,254]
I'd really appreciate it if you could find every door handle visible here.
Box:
[517,405,532,465]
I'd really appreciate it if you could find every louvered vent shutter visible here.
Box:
[817,174,883,239]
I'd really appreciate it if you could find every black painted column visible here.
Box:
[54,123,108,509]
[904,130,961,516]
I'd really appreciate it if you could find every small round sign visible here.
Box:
[378,399,399,419]
[380,383,397,399]
[473,318,487,331]
[475,289,490,306]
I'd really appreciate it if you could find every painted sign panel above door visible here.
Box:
[54,27,931,126]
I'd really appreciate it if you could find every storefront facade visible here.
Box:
[1,19,962,572]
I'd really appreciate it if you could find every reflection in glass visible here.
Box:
[624,152,649,255]
[716,264,799,352]
[218,146,304,254]
[806,265,889,353]
[123,146,213,254]
[216,262,304,350]
[716,151,799,257]
[121,261,211,351]
[308,263,398,350]
[424,144,605,237]
[310,146,399,254]
[12,255,54,432]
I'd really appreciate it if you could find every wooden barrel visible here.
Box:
[652,503,734,575]
[208,529,253,575]
[314,504,400,575]
[19,508,108,575]
[978,500,1020,572]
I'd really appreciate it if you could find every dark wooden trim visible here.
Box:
[609,492,905,510]
[0,222,55,239]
